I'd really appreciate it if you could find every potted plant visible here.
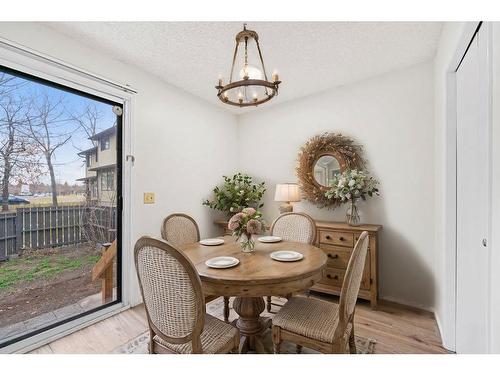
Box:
[227,207,265,252]
[325,169,379,226]
[203,173,266,217]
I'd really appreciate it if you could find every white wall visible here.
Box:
[0,23,239,305]
[238,62,435,309]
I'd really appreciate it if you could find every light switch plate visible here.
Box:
[143,192,155,204]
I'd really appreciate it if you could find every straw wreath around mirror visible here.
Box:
[296,132,365,208]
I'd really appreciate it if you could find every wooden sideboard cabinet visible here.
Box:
[214,218,382,307]
[311,221,382,308]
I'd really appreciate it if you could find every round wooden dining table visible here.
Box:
[178,236,327,353]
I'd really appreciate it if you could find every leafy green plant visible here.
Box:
[203,173,266,215]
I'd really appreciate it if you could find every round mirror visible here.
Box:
[297,133,365,208]
[313,155,341,187]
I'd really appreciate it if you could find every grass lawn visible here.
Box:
[0,250,100,290]
[9,194,85,211]
[0,244,106,328]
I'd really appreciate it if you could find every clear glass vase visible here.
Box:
[239,232,255,253]
[346,199,361,226]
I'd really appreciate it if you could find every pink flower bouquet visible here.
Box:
[228,207,264,252]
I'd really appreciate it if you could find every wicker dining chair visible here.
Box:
[161,213,230,323]
[161,213,200,248]
[134,236,240,354]
[266,212,317,312]
[271,231,370,354]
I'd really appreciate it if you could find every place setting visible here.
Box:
[199,238,225,246]
[270,250,304,262]
[205,256,239,269]
[257,235,282,243]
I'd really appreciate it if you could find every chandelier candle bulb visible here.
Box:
[272,72,279,82]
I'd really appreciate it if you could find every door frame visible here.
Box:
[444,21,492,352]
[0,38,136,353]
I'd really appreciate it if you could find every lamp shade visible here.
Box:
[274,183,301,203]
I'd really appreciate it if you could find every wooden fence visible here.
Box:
[0,205,117,261]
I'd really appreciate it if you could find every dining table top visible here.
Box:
[178,236,327,287]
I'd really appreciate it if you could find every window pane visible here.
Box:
[0,66,121,348]
[108,171,114,191]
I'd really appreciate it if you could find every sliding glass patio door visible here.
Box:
[0,65,122,348]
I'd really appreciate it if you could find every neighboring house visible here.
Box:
[77,126,117,206]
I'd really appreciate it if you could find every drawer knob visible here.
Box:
[325,235,331,240]
[339,236,345,241]
[327,274,339,280]
[327,254,339,259]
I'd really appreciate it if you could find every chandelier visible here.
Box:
[216,24,281,107]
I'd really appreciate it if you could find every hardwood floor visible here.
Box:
[30,294,451,354]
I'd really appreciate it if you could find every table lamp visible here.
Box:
[274,183,301,214]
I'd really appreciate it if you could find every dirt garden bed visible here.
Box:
[0,244,104,328]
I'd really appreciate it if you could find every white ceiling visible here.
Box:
[45,22,442,113]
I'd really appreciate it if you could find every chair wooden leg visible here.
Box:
[296,344,303,354]
[148,329,155,354]
[349,326,356,354]
[223,296,230,323]
[231,331,240,354]
[267,296,272,313]
[272,325,281,354]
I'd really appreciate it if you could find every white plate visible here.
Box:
[270,251,304,262]
[199,238,225,246]
[205,256,239,269]
[258,236,282,243]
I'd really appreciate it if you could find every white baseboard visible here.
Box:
[433,310,456,352]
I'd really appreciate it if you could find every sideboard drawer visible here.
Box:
[319,230,354,247]
[321,259,371,290]
[322,268,345,287]
[321,244,352,268]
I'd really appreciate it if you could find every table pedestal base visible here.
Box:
[232,296,272,353]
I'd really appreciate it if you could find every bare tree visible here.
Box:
[69,104,104,202]
[69,103,102,144]
[24,94,72,207]
[0,73,18,96]
[0,76,42,211]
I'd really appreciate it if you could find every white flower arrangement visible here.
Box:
[325,169,379,203]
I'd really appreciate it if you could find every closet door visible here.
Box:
[456,25,490,353]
